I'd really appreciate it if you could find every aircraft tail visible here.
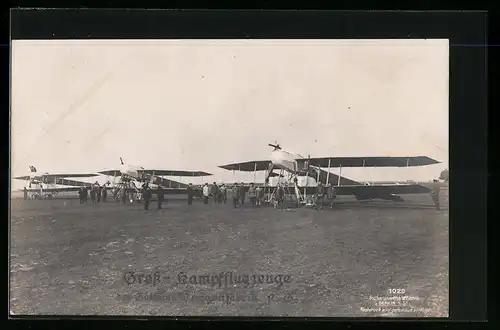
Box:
[29,165,37,173]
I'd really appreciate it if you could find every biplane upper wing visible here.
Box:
[218,160,271,172]
[13,175,32,180]
[140,169,212,177]
[302,156,440,168]
[98,170,122,176]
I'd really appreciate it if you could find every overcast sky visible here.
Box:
[11,39,448,189]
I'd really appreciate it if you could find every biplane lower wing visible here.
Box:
[119,187,203,197]
[24,187,81,193]
[296,184,431,201]
[154,177,189,189]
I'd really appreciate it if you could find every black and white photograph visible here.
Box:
[10,39,449,317]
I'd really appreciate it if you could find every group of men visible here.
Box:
[200,182,266,208]
[78,182,108,204]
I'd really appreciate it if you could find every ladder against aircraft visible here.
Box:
[218,143,441,206]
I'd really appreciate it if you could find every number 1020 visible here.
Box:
[388,288,406,294]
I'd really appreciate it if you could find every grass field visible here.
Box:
[9,192,448,317]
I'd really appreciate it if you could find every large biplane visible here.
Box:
[98,157,212,200]
[219,143,441,206]
[13,165,98,199]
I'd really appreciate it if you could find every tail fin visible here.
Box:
[29,165,37,173]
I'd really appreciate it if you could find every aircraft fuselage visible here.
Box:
[270,149,307,174]
[120,164,155,183]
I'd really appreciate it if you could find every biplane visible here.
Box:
[218,143,441,207]
[98,157,212,200]
[13,165,98,199]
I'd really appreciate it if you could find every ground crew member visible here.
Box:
[255,186,262,206]
[120,186,127,204]
[102,186,107,203]
[90,186,96,203]
[431,179,441,210]
[97,185,102,203]
[221,185,227,204]
[202,183,210,204]
[232,183,240,208]
[187,183,194,205]
[329,185,336,208]
[143,184,152,210]
[83,186,89,204]
[157,185,164,209]
[277,184,285,209]
[211,182,219,204]
[315,182,325,210]
[239,182,246,205]
[78,187,84,204]
[23,187,28,200]
[248,183,257,208]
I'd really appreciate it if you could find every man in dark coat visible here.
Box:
[232,184,240,208]
[78,187,85,204]
[248,183,257,208]
[221,185,227,204]
[83,186,89,204]
[157,185,165,209]
[211,182,219,204]
[315,182,325,210]
[23,187,28,200]
[102,185,107,203]
[239,182,246,205]
[143,183,152,210]
[187,183,194,205]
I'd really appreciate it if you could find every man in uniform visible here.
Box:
[232,183,240,208]
[315,181,325,210]
[221,184,227,204]
[211,182,219,204]
[431,179,441,210]
[78,186,84,204]
[255,185,262,206]
[187,183,194,205]
[276,184,285,209]
[239,182,246,205]
[120,186,127,204]
[142,182,152,210]
[157,185,165,209]
[83,185,89,204]
[102,185,107,203]
[90,184,96,203]
[23,187,28,200]
[248,183,257,208]
[202,183,210,204]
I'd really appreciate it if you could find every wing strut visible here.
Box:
[338,165,342,186]
[253,163,257,183]
[326,159,331,184]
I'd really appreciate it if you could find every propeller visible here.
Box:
[268,141,281,151]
